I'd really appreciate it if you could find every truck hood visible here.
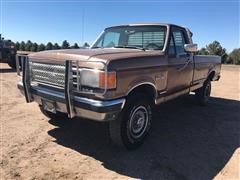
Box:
[28,48,164,62]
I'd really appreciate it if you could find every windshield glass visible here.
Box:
[92,26,167,50]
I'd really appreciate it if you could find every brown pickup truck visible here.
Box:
[17,23,221,149]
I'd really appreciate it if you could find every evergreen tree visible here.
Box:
[31,43,38,52]
[228,48,240,65]
[46,42,53,50]
[71,43,80,49]
[61,40,70,49]
[19,41,26,51]
[198,48,209,55]
[15,41,20,50]
[53,43,60,49]
[37,43,46,51]
[83,42,90,48]
[25,40,33,51]
[198,41,228,63]
[206,41,228,63]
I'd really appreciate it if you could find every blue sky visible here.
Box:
[1,0,239,52]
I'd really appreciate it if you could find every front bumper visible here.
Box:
[17,58,125,121]
[18,82,125,121]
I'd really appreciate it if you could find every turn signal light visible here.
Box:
[99,71,116,89]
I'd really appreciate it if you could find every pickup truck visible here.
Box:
[17,23,221,149]
[0,34,17,69]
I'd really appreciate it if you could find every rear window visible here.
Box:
[128,31,165,49]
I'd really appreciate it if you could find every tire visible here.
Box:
[109,93,152,149]
[39,105,68,120]
[7,57,16,69]
[195,80,211,106]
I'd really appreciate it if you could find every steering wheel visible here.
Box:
[145,43,161,50]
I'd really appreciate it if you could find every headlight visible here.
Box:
[80,69,116,89]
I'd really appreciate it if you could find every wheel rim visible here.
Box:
[129,106,149,139]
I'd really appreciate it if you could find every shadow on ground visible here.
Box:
[48,95,240,180]
[0,68,16,73]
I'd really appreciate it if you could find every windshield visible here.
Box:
[92,26,167,50]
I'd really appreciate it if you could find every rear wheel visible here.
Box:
[39,105,68,120]
[109,93,152,149]
[195,80,211,106]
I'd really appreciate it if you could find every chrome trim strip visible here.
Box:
[31,85,65,99]
[159,90,167,95]
[126,82,158,103]
[74,96,125,108]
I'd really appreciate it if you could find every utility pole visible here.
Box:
[81,8,85,46]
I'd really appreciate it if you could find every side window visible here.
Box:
[172,30,186,54]
[103,32,120,47]
[95,38,103,47]
[168,35,175,56]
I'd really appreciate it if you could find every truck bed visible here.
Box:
[193,55,221,84]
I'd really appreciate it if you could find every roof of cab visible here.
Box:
[105,23,186,29]
[105,23,193,37]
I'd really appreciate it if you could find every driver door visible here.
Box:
[167,27,194,95]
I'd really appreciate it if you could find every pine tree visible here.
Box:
[25,40,33,51]
[46,42,53,50]
[19,41,26,51]
[31,43,38,52]
[61,40,70,49]
[83,42,90,48]
[71,43,80,49]
[15,42,20,50]
[53,43,60,49]
[37,43,45,51]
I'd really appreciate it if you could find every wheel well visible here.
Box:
[127,84,156,103]
[208,71,215,81]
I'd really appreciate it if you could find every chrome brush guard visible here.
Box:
[16,54,108,118]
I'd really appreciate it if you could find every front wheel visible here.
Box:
[195,80,211,106]
[109,93,152,149]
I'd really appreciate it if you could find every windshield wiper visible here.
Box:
[114,45,146,51]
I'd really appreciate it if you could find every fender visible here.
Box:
[126,77,158,99]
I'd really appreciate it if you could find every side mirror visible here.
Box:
[184,44,198,53]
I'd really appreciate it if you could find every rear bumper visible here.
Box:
[18,82,125,121]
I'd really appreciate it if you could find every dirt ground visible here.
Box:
[0,63,239,180]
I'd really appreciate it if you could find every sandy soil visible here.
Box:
[0,63,239,180]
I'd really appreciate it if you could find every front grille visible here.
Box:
[31,62,65,88]
[72,66,80,91]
